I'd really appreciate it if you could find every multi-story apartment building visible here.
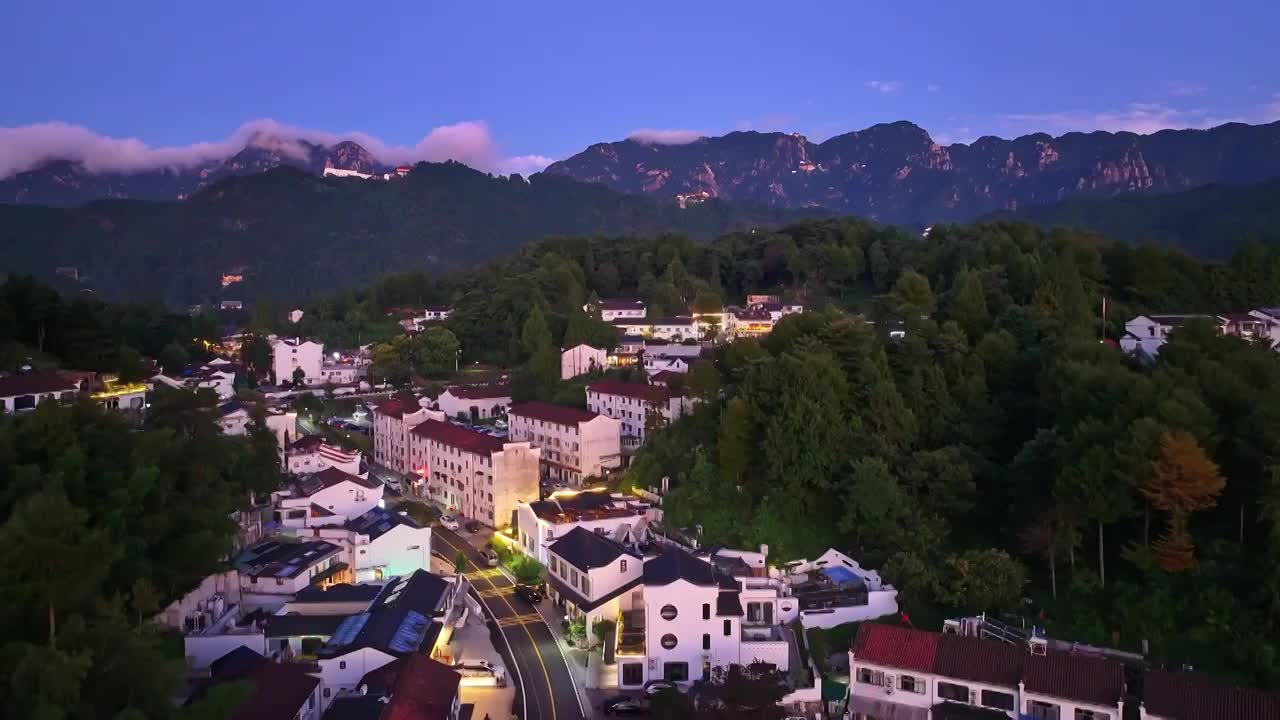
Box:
[371,397,440,475]
[561,344,607,380]
[586,379,693,446]
[507,402,622,485]
[272,338,324,385]
[408,420,539,527]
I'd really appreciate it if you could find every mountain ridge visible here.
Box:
[544,120,1280,224]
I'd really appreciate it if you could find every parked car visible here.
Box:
[480,548,500,567]
[602,696,648,716]
[464,519,483,533]
[514,583,544,604]
[439,514,460,530]
[643,680,685,696]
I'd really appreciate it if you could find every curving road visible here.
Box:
[434,526,587,720]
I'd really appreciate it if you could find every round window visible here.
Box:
[660,604,678,620]
[661,633,678,650]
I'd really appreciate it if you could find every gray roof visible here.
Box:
[262,614,348,638]
[345,506,422,541]
[643,547,720,586]
[317,571,451,659]
[549,526,638,572]
[235,539,343,579]
[293,583,384,604]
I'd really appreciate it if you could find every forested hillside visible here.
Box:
[0,163,822,305]
[303,218,1280,687]
[992,177,1280,259]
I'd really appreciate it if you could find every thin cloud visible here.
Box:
[626,128,704,145]
[1000,103,1243,136]
[0,119,543,179]
[865,80,903,94]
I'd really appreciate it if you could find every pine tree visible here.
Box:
[1140,432,1226,571]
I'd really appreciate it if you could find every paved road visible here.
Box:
[434,526,587,720]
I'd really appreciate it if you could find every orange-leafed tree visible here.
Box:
[1140,431,1225,571]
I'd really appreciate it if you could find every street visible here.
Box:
[434,526,587,720]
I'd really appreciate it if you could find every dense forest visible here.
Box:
[0,162,822,306]
[990,177,1280,260]
[301,217,1280,688]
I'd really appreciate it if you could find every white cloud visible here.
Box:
[498,154,554,175]
[865,80,903,94]
[1000,103,1244,136]
[927,84,942,93]
[0,119,545,179]
[626,128,704,145]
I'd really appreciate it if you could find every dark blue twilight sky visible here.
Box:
[2,1,1278,177]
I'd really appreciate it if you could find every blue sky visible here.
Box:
[3,1,1278,176]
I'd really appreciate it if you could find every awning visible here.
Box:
[846,694,929,720]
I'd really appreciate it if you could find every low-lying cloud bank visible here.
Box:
[0,119,552,179]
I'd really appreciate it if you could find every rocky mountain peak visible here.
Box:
[324,141,379,173]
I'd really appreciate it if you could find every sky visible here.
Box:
[3,1,1279,178]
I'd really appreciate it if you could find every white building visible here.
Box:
[1119,314,1219,356]
[561,344,607,380]
[372,397,441,475]
[408,420,540,527]
[589,299,647,322]
[545,526,644,637]
[846,623,1127,720]
[514,489,655,565]
[273,467,385,529]
[219,400,251,435]
[586,380,693,445]
[508,402,622,485]
[273,338,324,385]
[234,539,350,610]
[288,308,305,324]
[401,306,455,333]
[286,435,362,476]
[152,361,237,400]
[302,505,432,583]
[435,383,511,421]
[323,166,374,179]
[781,549,899,629]
[0,371,79,412]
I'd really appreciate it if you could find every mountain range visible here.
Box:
[544,120,1280,223]
[7,120,1280,227]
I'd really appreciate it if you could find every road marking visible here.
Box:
[437,530,566,720]
[478,586,515,599]
[497,613,545,627]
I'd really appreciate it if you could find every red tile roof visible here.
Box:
[1023,652,1124,707]
[587,380,669,403]
[364,655,461,720]
[410,420,506,455]
[651,370,683,385]
[509,401,599,426]
[308,467,382,491]
[851,623,939,674]
[229,659,320,720]
[0,371,78,398]
[598,299,646,310]
[445,383,511,400]
[372,398,408,418]
[1144,670,1280,720]
[933,634,1025,688]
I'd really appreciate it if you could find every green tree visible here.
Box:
[453,550,468,574]
[947,267,990,337]
[892,269,935,318]
[937,549,1027,612]
[291,366,306,386]
[114,345,147,382]
[158,342,189,374]
[239,334,272,377]
[412,326,460,376]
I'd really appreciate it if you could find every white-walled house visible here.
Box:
[152,362,237,400]
[508,402,622,485]
[586,379,693,445]
[273,338,324,385]
[408,420,539,527]
[219,400,251,435]
[303,505,432,583]
[234,539,350,610]
[285,435,362,476]
[274,467,384,529]
[435,383,511,421]
[1119,315,1220,356]
[846,623,1127,720]
[0,371,79,412]
[589,299,647,322]
[561,344,608,380]
[545,527,644,636]
[514,489,654,565]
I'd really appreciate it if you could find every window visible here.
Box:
[723,619,731,636]
[1027,701,1061,720]
[276,578,285,586]
[660,634,678,650]
[702,634,711,650]
[339,661,347,670]
[622,663,644,686]
[982,689,1016,711]
[308,696,314,709]
[746,602,773,625]
[663,662,688,682]
[1074,711,1109,720]
[250,576,258,584]
[620,559,627,572]
[856,668,885,686]
[937,681,969,702]
[899,674,924,694]
[702,603,710,620]
[323,688,331,698]
[660,604,678,620]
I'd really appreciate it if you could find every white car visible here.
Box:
[440,514,460,530]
